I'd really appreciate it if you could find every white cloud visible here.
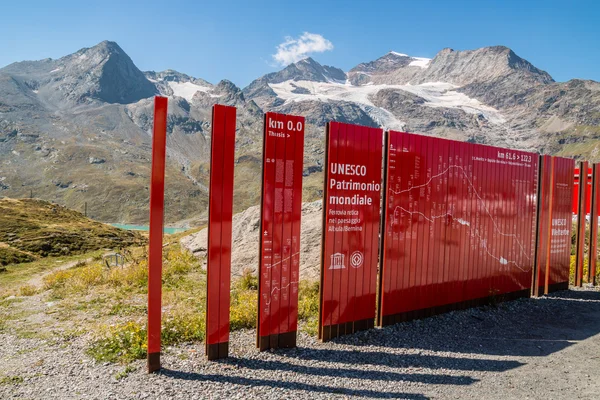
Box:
[272,32,334,66]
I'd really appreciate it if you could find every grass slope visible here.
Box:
[0,198,145,265]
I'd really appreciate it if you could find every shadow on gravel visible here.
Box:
[283,349,522,372]
[223,357,479,385]
[334,289,600,358]
[160,369,430,399]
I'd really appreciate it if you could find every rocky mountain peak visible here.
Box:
[89,40,122,53]
[268,57,346,84]
[56,40,157,104]
[421,46,554,86]
[242,57,346,108]
[348,51,431,85]
[215,79,241,94]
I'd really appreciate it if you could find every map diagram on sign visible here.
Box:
[384,132,538,280]
[390,164,531,271]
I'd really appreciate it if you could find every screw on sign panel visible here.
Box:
[147,96,168,373]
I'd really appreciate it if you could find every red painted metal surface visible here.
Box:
[319,122,383,341]
[257,112,305,350]
[147,96,168,373]
[378,132,538,325]
[546,156,575,291]
[534,155,552,296]
[205,104,236,360]
[589,164,600,285]
[575,162,589,286]
[572,167,592,215]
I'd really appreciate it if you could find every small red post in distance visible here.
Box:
[147,96,168,373]
[205,104,236,360]
[257,112,305,351]
[588,163,600,285]
[575,161,588,286]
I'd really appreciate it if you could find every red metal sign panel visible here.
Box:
[318,122,384,341]
[575,161,589,286]
[534,156,574,295]
[548,156,575,291]
[257,112,305,351]
[205,104,236,360]
[147,96,168,373]
[378,131,539,326]
[588,164,600,285]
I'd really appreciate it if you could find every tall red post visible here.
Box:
[532,155,550,297]
[588,163,599,285]
[205,104,237,360]
[147,96,168,373]
[575,161,589,287]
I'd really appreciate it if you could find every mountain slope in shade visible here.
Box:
[1,41,600,225]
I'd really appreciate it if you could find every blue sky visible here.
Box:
[1,0,598,87]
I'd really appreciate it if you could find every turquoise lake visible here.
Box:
[110,224,187,235]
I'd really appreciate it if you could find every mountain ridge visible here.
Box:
[1,40,599,225]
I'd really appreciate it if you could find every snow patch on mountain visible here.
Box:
[269,80,506,126]
[270,80,405,130]
[168,81,212,101]
[408,57,431,69]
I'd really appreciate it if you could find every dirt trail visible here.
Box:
[26,255,100,288]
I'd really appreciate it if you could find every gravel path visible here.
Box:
[2,287,600,399]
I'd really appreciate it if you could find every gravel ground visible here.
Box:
[2,286,600,399]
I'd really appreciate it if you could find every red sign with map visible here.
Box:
[378,131,539,326]
[318,122,384,341]
[205,104,236,360]
[257,112,305,350]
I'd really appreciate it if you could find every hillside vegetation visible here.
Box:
[0,198,145,266]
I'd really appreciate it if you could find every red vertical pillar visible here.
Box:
[533,155,550,297]
[575,161,589,287]
[588,163,599,285]
[543,157,556,294]
[147,96,168,373]
[205,104,236,360]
